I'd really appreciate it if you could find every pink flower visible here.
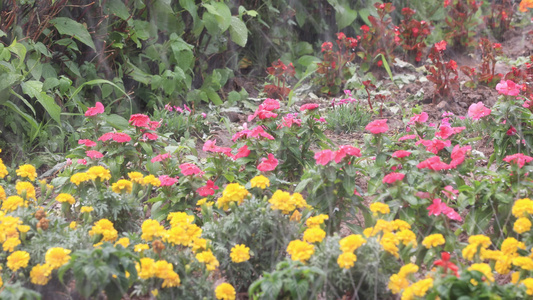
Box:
[427,198,462,221]
[77,159,87,165]
[278,115,302,129]
[507,126,517,136]
[300,103,319,111]
[399,134,417,141]
[449,145,471,168]
[468,102,491,120]
[408,112,428,125]
[382,172,405,184]
[112,132,131,143]
[151,153,171,163]
[257,153,279,172]
[334,145,362,163]
[180,163,202,176]
[148,121,161,130]
[249,126,275,140]
[392,150,411,158]
[262,98,280,111]
[142,132,158,141]
[442,186,459,199]
[78,139,97,147]
[85,102,105,117]
[496,80,522,96]
[314,150,334,165]
[159,175,178,186]
[129,114,151,127]
[202,139,232,156]
[417,156,449,171]
[233,145,251,159]
[86,150,104,159]
[365,119,388,134]
[196,180,219,196]
[503,153,533,168]
[98,132,115,142]
[434,40,447,52]
[435,126,454,139]
[419,139,451,154]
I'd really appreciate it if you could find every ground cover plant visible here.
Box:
[4,0,533,299]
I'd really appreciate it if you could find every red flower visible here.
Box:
[151,153,171,163]
[382,172,405,184]
[77,159,87,165]
[392,150,411,158]
[365,119,389,134]
[148,121,161,130]
[112,132,131,143]
[427,198,462,221]
[399,134,417,141]
[159,175,178,186]
[334,145,361,163]
[196,180,219,197]
[233,145,251,159]
[129,114,151,127]
[142,132,158,141]
[257,153,279,172]
[336,32,346,40]
[314,150,334,165]
[321,42,333,52]
[447,60,457,71]
[180,163,202,176]
[449,145,471,169]
[442,185,459,199]
[86,150,104,159]
[507,126,517,136]
[417,156,449,171]
[85,102,105,117]
[434,40,447,52]
[300,103,319,111]
[98,132,115,142]
[419,139,451,154]
[503,153,533,168]
[408,112,428,125]
[78,139,96,147]
[360,25,370,34]
[433,252,459,277]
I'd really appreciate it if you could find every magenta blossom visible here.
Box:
[503,153,533,168]
[151,153,171,163]
[365,119,389,134]
[180,163,202,176]
[159,175,178,186]
[85,102,105,117]
[408,112,428,125]
[300,103,319,111]
[496,80,522,96]
[78,139,97,147]
[392,150,411,158]
[382,172,405,184]
[417,156,449,171]
[399,134,417,141]
[314,149,334,165]
[86,150,104,159]
[196,180,219,197]
[427,198,462,221]
[334,145,361,163]
[468,102,491,120]
[233,145,251,159]
[257,153,279,172]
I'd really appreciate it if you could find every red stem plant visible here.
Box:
[396,7,431,64]
[460,38,503,88]
[426,41,459,103]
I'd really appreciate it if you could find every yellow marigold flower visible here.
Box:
[87,166,111,181]
[16,164,37,181]
[111,179,133,194]
[501,237,526,256]
[142,174,161,187]
[268,190,293,214]
[396,229,417,248]
[337,252,357,269]
[69,221,77,229]
[18,224,30,233]
[495,255,513,275]
[215,283,236,300]
[512,272,521,284]
[70,172,91,185]
[16,181,36,200]
[287,240,315,262]
[469,263,494,282]
[55,193,75,205]
[191,238,208,253]
[290,210,302,222]
[89,219,118,242]
[392,219,411,231]
[522,278,533,295]
[7,250,30,271]
[115,237,130,248]
[0,159,8,179]
[291,193,309,209]
[80,206,94,213]
[462,244,479,261]
[127,172,144,184]
[216,183,249,210]
[513,256,533,270]
[303,227,326,244]
[230,244,251,263]
[164,224,201,246]
[512,198,533,218]
[370,202,390,215]
[363,227,373,237]
[167,212,194,227]
[45,247,71,269]
[151,289,159,297]
[398,263,419,278]
[365,219,394,237]
[250,175,270,189]
[2,195,27,212]
[134,244,149,252]
[136,257,156,279]
[380,232,400,258]
[339,234,366,253]
[153,260,175,280]
[389,274,409,294]
[422,234,445,249]
[195,249,220,271]
[469,235,492,247]
[0,186,5,201]
[141,219,165,241]
[480,249,501,261]
[30,264,52,285]
[306,214,329,228]
[514,217,532,234]
[2,237,20,252]
[196,198,214,207]
[162,271,181,288]
[403,278,433,299]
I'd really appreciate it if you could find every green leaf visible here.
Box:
[229,16,248,47]
[206,89,223,105]
[103,0,131,21]
[50,17,96,50]
[1,100,38,129]
[21,81,61,123]
[203,2,231,32]
[104,114,129,130]
[327,0,357,30]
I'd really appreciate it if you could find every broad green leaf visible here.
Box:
[103,0,130,21]
[203,2,231,32]
[1,100,38,129]
[229,16,248,47]
[0,72,23,93]
[50,17,96,50]
[327,0,357,30]
[104,114,130,130]
[206,89,223,105]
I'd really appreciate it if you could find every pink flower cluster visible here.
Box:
[467,102,491,120]
[427,198,462,221]
[232,125,274,141]
[365,119,389,134]
[248,99,280,122]
[257,153,279,172]
[314,145,362,166]
[495,80,523,96]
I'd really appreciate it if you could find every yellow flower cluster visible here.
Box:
[89,219,118,242]
[197,198,214,207]
[2,195,27,212]
[230,244,250,263]
[389,264,432,299]
[30,264,52,285]
[164,212,202,247]
[111,179,133,194]
[422,234,445,249]
[217,183,249,210]
[16,164,37,181]
[306,214,329,227]
[87,166,111,181]
[7,250,30,271]
[80,206,94,213]
[286,239,315,263]
[195,249,220,271]
[468,263,494,284]
[142,174,161,187]
[115,237,130,248]
[70,172,91,185]
[128,172,144,184]
[16,181,36,200]
[45,247,71,269]
[141,219,165,241]
[250,175,270,189]
[512,199,533,234]
[55,193,75,205]
[215,282,236,300]
[363,219,417,258]
[370,202,390,215]
[337,234,366,269]
[0,186,5,201]
[401,278,434,300]
[0,212,28,253]
[303,227,326,243]
[462,235,491,261]
[268,190,308,214]
[136,258,181,287]
[0,158,8,179]
[479,237,525,275]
